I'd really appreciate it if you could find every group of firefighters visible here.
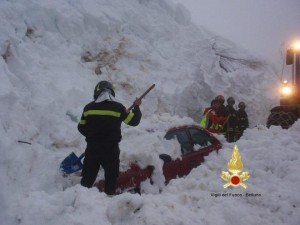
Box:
[200,95,249,142]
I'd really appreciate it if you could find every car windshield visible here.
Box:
[164,130,192,154]
[165,127,216,155]
[188,128,214,150]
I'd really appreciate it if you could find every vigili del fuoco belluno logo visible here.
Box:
[221,145,250,189]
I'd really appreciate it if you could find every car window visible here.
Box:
[165,130,193,154]
[188,128,213,150]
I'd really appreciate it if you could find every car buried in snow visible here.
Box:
[96,125,222,194]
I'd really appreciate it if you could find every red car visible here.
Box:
[96,125,222,194]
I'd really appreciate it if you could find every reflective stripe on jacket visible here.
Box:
[200,109,212,128]
[78,100,141,143]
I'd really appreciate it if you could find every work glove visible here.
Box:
[133,98,142,107]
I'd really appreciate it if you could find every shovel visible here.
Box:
[60,84,155,175]
[60,152,85,175]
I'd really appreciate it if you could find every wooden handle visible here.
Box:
[127,84,155,111]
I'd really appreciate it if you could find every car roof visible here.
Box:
[166,125,220,141]
[167,124,205,133]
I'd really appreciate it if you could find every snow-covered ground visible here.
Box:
[0,0,299,225]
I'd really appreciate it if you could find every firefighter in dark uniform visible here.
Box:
[236,101,249,140]
[215,95,228,133]
[225,97,238,143]
[78,81,142,195]
[215,95,227,117]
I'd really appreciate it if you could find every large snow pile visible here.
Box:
[0,0,299,225]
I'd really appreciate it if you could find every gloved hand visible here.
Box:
[133,98,142,107]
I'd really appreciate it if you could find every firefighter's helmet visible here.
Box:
[215,95,225,104]
[227,97,235,105]
[94,81,115,100]
[238,102,246,109]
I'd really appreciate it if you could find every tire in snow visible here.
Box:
[267,111,297,129]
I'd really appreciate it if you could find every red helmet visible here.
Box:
[215,95,225,104]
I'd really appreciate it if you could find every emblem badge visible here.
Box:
[221,145,250,188]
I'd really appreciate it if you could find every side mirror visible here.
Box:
[159,154,172,163]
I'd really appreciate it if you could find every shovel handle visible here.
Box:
[127,84,155,111]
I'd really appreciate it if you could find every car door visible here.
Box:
[163,129,193,181]
[180,127,217,175]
